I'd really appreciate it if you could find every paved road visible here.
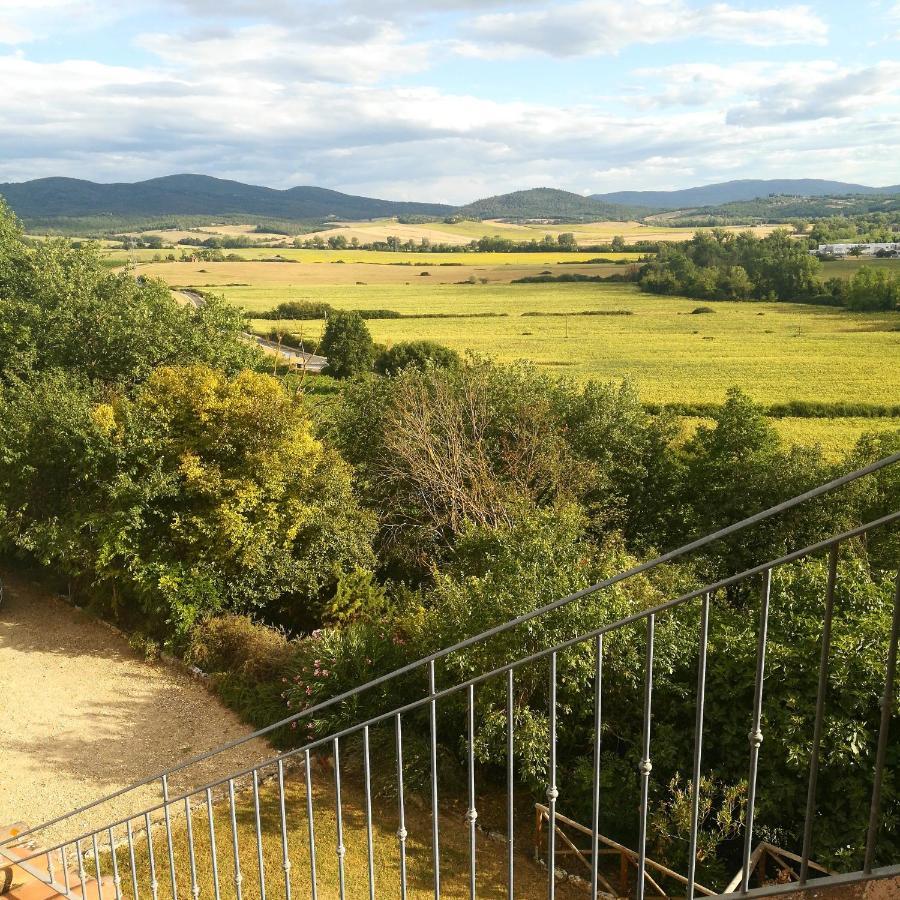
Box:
[180,290,328,373]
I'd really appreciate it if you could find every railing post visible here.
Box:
[864,570,900,873]
[205,789,221,900]
[636,615,655,900]
[362,726,375,900]
[276,761,292,900]
[741,569,772,894]
[590,635,603,900]
[303,750,317,900]
[145,813,159,900]
[507,668,515,900]
[687,593,711,900]
[429,660,441,900]
[108,827,122,900]
[161,775,178,900]
[466,685,478,900]
[800,545,838,884]
[396,715,409,900]
[252,770,267,900]
[547,652,558,900]
[332,740,346,900]
[227,781,243,900]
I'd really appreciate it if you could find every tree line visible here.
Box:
[638,229,900,309]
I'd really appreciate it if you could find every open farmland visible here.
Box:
[277,218,793,246]
[131,255,900,457]
[105,217,793,251]
[106,247,643,266]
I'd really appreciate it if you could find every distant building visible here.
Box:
[812,242,900,257]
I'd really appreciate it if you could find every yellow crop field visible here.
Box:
[131,254,899,455]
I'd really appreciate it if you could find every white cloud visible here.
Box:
[463,0,827,58]
[137,21,432,84]
[3,48,900,200]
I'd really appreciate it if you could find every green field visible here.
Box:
[134,255,900,455]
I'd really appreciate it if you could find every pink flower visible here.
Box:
[306,686,313,695]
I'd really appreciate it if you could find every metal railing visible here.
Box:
[2,453,899,900]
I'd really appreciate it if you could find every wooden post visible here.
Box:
[534,806,544,862]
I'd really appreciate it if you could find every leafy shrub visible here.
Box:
[187,614,295,681]
[692,306,715,314]
[374,340,461,375]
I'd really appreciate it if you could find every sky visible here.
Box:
[1,0,899,203]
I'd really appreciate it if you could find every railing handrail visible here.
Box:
[3,450,897,851]
[10,508,899,865]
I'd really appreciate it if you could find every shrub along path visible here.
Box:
[0,571,271,840]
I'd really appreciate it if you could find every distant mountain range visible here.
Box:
[0,174,454,221]
[591,178,900,209]
[2,174,900,227]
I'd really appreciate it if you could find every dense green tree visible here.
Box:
[320,311,375,378]
[844,266,900,311]
[373,340,461,375]
[0,365,375,636]
[0,201,258,386]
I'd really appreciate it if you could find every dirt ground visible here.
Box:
[0,571,271,842]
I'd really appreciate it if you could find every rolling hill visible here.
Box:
[592,178,900,209]
[456,187,648,221]
[0,174,454,222]
[4,175,900,231]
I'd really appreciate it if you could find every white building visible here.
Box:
[813,242,900,257]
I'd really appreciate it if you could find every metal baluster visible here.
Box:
[162,776,178,900]
[333,740,346,900]
[362,726,375,900]
[206,789,221,900]
[76,840,88,900]
[687,595,711,900]
[227,780,243,900]
[429,660,441,900]
[741,570,772,894]
[46,837,55,887]
[507,668,515,900]
[61,846,70,896]
[127,822,139,900]
[800,547,838,885]
[467,685,477,900]
[396,714,409,900]
[252,771,267,900]
[145,814,159,900]
[276,760,292,900]
[92,834,103,900]
[864,571,900,873]
[109,828,122,900]
[590,635,603,900]
[303,749,318,900]
[636,615,655,900]
[184,799,199,900]
[547,652,557,900]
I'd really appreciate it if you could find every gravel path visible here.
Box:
[0,571,272,841]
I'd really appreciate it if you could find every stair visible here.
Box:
[0,826,115,900]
